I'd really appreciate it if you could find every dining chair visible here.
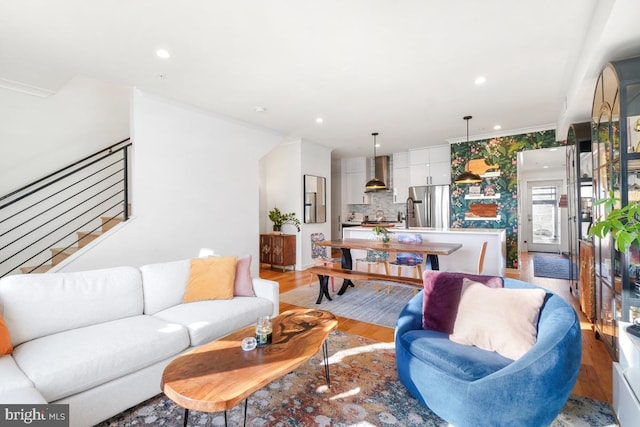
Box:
[443,240,488,275]
[386,233,423,293]
[310,232,342,292]
[355,249,390,274]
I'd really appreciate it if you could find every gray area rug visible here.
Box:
[280,279,417,327]
[96,331,619,427]
[533,255,578,280]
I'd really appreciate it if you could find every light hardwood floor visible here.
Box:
[260,251,613,404]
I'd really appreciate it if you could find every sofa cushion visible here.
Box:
[234,255,256,297]
[153,297,273,346]
[0,312,12,355]
[140,259,191,315]
[0,267,143,346]
[450,279,546,360]
[12,315,189,402]
[399,329,513,382]
[183,257,236,302]
[422,270,503,334]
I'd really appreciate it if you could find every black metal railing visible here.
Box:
[0,138,132,277]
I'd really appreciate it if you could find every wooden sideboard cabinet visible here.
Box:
[260,233,296,270]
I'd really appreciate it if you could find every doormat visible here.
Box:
[533,256,578,280]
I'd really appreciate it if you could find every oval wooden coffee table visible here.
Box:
[161,308,338,426]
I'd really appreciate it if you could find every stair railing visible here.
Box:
[0,138,132,277]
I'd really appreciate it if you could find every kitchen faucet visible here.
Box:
[405,197,422,229]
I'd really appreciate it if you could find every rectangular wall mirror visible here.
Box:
[304,174,326,223]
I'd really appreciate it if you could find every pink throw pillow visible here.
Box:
[234,255,256,297]
[421,270,503,334]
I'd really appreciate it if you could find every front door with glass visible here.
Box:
[526,180,563,253]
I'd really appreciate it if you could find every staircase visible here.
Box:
[20,214,126,274]
[0,139,132,278]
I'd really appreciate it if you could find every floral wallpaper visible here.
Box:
[450,130,567,269]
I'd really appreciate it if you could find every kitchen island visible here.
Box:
[342,227,506,276]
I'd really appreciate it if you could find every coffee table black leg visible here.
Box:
[316,275,333,304]
[323,340,331,388]
[224,410,228,427]
[183,409,189,427]
[243,398,248,426]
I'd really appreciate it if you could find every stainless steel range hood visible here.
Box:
[365,155,391,192]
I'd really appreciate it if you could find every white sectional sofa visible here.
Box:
[0,258,279,427]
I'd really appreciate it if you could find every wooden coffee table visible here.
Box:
[161,309,338,426]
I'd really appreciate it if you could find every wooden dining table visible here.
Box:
[315,238,462,297]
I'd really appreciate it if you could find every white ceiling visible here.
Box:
[2,0,640,159]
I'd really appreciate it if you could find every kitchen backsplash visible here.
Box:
[346,191,405,222]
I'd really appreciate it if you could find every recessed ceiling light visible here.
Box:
[254,106,266,113]
[315,117,324,124]
[493,124,502,130]
[474,76,487,85]
[543,165,549,169]
[156,49,171,59]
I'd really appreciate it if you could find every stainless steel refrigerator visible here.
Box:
[408,185,450,228]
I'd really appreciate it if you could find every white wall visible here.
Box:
[0,75,130,195]
[59,89,283,275]
[259,138,332,270]
[300,140,332,268]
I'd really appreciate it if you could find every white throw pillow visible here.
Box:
[449,278,546,360]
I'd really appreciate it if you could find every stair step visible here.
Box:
[101,216,123,232]
[77,230,103,248]
[50,247,80,265]
[20,264,53,274]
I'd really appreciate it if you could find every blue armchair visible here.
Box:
[395,278,582,427]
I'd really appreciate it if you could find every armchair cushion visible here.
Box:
[450,279,546,360]
[422,271,503,334]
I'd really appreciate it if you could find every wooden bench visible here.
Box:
[307,266,423,304]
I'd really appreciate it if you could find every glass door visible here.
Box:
[526,180,563,252]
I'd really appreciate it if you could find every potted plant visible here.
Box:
[268,207,301,233]
[371,225,390,244]
[588,191,640,252]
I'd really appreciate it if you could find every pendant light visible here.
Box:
[365,132,387,192]
[454,116,483,184]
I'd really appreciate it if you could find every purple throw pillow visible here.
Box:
[234,255,256,297]
[421,270,503,334]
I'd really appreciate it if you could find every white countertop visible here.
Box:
[344,226,505,235]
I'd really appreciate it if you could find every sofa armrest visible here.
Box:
[252,277,279,317]
[0,355,47,404]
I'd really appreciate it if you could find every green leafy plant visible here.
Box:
[371,226,390,243]
[588,190,640,252]
[268,207,301,232]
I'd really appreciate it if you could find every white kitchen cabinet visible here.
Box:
[393,152,409,203]
[343,157,370,205]
[409,145,451,186]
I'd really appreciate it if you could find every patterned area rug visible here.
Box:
[97,331,618,427]
[533,256,578,280]
[280,280,416,327]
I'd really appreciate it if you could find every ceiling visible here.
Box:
[2,0,640,159]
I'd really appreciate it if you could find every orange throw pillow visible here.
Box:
[183,256,237,303]
[0,312,13,355]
